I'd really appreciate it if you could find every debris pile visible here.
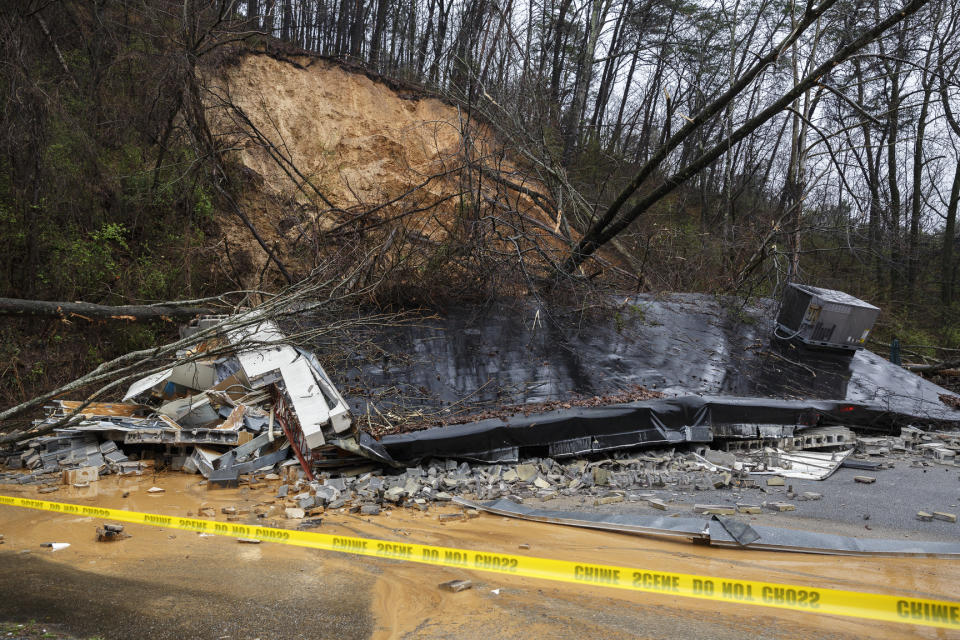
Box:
[267,446,816,516]
[1,311,959,501]
[262,422,960,520]
[0,314,373,488]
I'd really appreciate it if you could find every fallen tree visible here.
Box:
[908,359,960,375]
[0,297,214,322]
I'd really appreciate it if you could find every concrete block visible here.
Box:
[284,507,305,519]
[646,498,668,510]
[533,476,552,489]
[595,495,623,505]
[801,492,822,500]
[711,473,732,489]
[693,504,735,515]
[62,466,99,485]
[592,468,613,486]
[767,502,796,512]
[933,512,957,523]
[384,486,406,503]
[404,477,421,495]
[736,504,762,514]
[766,476,785,486]
[515,464,538,482]
[917,511,934,521]
[854,476,876,484]
[704,448,736,468]
[439,512,465,522]
[360,505,381,516]
[439,579,472,592]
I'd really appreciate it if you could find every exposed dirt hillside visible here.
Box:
[216,54,468,209]
[206,53,563,296]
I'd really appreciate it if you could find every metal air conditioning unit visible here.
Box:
[775,284,879,351]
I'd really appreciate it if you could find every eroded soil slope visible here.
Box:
[206,53,558,290]
[216,54,468,208]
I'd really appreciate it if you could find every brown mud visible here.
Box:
[0,473,955,639]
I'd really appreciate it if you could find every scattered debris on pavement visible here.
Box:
[439,579,472,592]
[96,524,129,542]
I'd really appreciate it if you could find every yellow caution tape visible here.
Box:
[1,494,958,630]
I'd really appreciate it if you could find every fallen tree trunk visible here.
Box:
[906,359,960,375]
[0,298,213,322]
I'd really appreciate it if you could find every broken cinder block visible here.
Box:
[646,498,668,510]
[766,502,796,512]
[438,512,465,523]
[766,476,785,487]
[439,579,473,592]
[96,523,128,542]
[693,504,735,515]
[853,476,876,484]
[62,466,99,485]
[933,512,958,523]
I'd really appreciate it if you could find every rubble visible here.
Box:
[694,504,735,515]
[3,313,960,538]
[96,524,129,542]
[0,314,377,489]
[766,502,796,512]
[439,579,473,592]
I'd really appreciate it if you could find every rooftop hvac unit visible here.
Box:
[775,284,879,351]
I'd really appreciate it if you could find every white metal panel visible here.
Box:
[227,318,300,381]
[122,369,173,401]
[279,359,331,449]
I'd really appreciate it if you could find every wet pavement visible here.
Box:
[545,463,960,542]
[0,473,957,639]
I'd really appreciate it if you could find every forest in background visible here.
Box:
[2,0,959,408]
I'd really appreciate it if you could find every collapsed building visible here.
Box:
[0,313,391,487]
[1,287,959,502]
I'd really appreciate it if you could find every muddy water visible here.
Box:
[0,473,955,639]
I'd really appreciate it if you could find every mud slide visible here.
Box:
[205,53,561,286]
